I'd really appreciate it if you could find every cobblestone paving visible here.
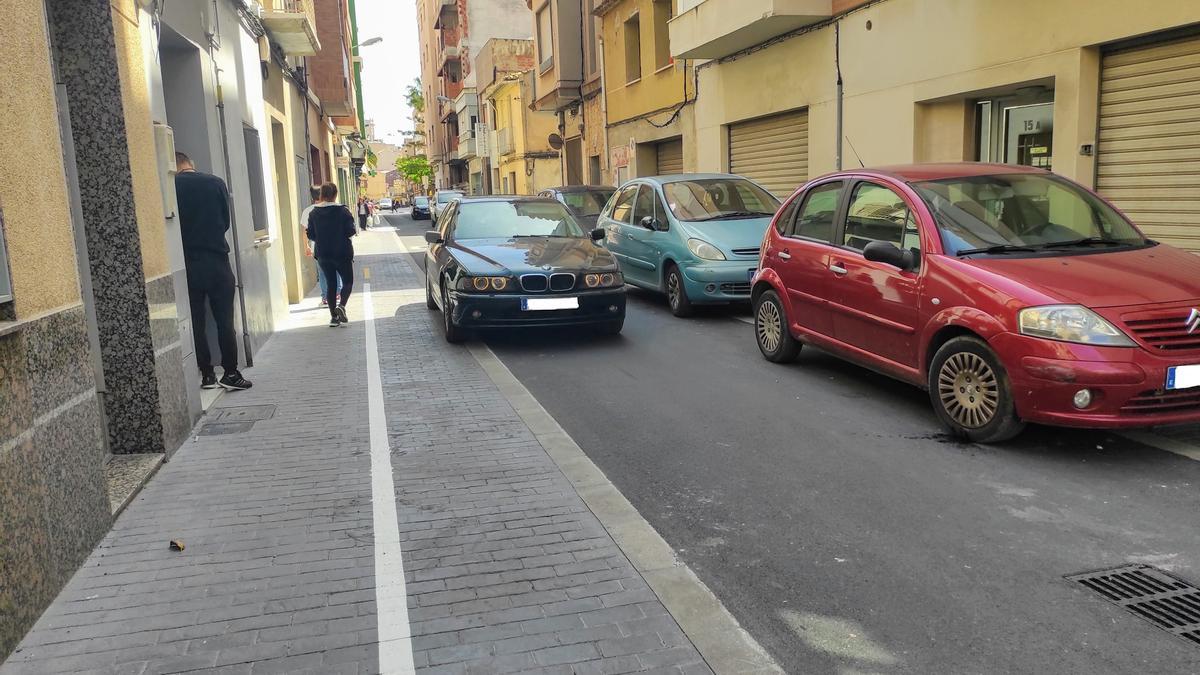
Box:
[1,230,711,675]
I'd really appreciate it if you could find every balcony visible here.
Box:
[497,128,514,157]
[433,0,457,29]
[260,0,321,56]
[669,0,830,60]
[438,45,461,75]
[457,135,477,160]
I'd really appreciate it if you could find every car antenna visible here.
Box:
[845,136,865,168]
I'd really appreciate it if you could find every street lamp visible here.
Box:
[354,37,383,48]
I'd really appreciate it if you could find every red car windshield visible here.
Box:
[914,174,1147,255]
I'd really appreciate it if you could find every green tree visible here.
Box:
[404,78,425,114]
[396,154,433,189]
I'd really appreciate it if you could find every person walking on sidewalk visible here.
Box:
[307,182,357,327]
[357,196,370,230]
[174,152,253,391]
[300,185,342,306]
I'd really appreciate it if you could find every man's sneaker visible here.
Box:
[218,371,253,391]
[336,306,348,325]
[201,373,218,389]
[329,314,339,327]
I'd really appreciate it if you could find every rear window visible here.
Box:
[454,201,586,239]
[414,197,429,206]
[562,190,615,216]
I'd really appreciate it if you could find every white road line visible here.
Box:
[363,281,417,674]
[734,315,755,325]
[1120,430,1200,462]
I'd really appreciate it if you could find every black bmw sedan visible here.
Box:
[424,196,626,343]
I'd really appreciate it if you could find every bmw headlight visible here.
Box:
[1018,305,1134,347]
[686,238,726,261]
[458,276,511,292]
[583,271,623,288]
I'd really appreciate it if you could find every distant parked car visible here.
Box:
[423,196,626,343]
[539,185,617,229]
[411,195,431,220]
[597,174,780,317]
[432,189,464,221]
[752,162,1200,442]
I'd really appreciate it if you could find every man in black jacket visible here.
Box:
[175,152,252,391]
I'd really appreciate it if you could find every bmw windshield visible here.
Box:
[662,179,780,222]
[914,174,1148,256]
[453,201,585,240]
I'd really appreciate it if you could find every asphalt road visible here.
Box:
[383,212,1200,674]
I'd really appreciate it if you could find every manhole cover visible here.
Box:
[1067,564,1200,646]
[210,405,276,423]
[198,421,255,436]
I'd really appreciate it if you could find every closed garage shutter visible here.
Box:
[729,109,809,198]
[1097,36,1200,252]
[656,139,684,174]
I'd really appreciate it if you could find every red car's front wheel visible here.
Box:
[928,336,1025,443]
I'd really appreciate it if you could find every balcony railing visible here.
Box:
[260,0,321,56]
[457,136,477,160]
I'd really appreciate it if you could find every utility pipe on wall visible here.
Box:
[835,21,843,172]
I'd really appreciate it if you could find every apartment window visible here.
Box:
[243,125,269,236]
[589,155,602,184]
[624,14,642,83]
[537,6,554,71]
[509,171,518,194]
[502,175,510,193]
[652,0,672,71]
[585,12,599,78]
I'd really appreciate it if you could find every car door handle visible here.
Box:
[829,263,848,276]
[777,251,791,260]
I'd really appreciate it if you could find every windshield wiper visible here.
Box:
[691,211,775,221]
[1037,237,1129,249]
[956,244,1040,256]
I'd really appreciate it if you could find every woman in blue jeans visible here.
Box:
[306,182,358,326]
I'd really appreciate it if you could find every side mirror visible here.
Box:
[862,240,914,270]
[424,230,443,244]
[590,228,605,241]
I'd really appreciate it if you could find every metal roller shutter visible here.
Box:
[656,139,684,175]
[1097,35,1200,252]
[729,109,808,198]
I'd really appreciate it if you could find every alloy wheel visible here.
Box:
[937,352,999,428]
[756,299,782,353]
[667,272,680,309]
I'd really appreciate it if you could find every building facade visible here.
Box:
[597,0,693,183]
[476,39,561,194]
[529,0,607,185]
[670,0,1200,241]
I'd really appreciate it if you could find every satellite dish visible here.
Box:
[547,133,564,150]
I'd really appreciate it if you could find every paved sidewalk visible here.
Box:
[1,229,737,674]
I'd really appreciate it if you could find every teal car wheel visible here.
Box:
[666,264,694,318]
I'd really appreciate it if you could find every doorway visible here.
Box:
[975,86,1054,170]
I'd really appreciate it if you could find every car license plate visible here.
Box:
[522,297,579,311]
[1166,364,1200,390]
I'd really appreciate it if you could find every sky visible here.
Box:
[356,0,422,145]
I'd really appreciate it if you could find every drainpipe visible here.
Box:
[210,59,255,367]
[598,35,610,184]
[834,21,843,171]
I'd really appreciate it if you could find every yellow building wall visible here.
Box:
[694,0,1200,188]
[111,0,169,280]
[0,2,81,317]
[491,78,562,193]
[601,0,687,124]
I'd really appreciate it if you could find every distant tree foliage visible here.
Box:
[396,154,433,189]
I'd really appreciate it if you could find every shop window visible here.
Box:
[652,0,672,71]
[624,14,642,83]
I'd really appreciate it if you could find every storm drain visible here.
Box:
[209,404,276,423]
[1066,564,1200,646]
[197,421,255,436]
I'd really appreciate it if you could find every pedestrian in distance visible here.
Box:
[357,196,370,230]
[307,182,357,327]
[174,152,253,391]
[300,185,342,306]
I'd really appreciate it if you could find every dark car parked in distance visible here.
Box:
[411,195,431,220]
[539,185,617,230]
[424,196,626,343]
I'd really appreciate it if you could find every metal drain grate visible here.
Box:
[209,405,276,422]
[1066,564,1200,646]
[198,421,255,436]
